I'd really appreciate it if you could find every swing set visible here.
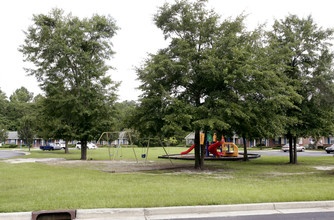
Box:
[96,131,173,165]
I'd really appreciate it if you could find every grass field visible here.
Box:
[1,147,334,212]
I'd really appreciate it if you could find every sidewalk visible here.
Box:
[1,201,334,220]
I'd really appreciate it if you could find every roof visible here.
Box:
[6,131,42,140]
[185,132,195,140]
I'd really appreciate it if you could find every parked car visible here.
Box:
[76,142,98,149]
[281,144,305,152]
[40,142,65,151]
[325,145,334,154]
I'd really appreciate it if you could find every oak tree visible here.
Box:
[20,9,119,159]
[268,15,334,164]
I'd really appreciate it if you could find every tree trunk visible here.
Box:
[288,132,294,164]
[194,129,201,169]
[65,140,69,154]
[243,136,249,161]
[293,137,297,164]
[80,140,87,160]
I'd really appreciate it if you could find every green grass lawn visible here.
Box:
[1,147,334,212]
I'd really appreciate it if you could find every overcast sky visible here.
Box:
[1,0,333,102]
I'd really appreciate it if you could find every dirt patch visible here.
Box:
[313,166,334,171]
[5,158,65,164]
[265,172,309,176]
[3,157,233,176]
[55,159,187,173]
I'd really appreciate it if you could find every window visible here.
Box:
[260,139,266,145]
[273,137,281,145]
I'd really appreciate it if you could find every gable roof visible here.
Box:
[185,132,195,140]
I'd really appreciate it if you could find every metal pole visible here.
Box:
[145,137,150,165]
[127,131,138,163]
[159,139,173,165]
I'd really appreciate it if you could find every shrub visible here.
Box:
[68,144,76,148]
[272,145,282,150]
[1,144,19,148]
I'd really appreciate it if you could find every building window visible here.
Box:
[273,137,281,145]
[260,139,266,145]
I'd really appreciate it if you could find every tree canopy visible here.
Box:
[20,8,119,159]
[134,0,334,168]
[267,15,334,163]
[10,87,34,103]
[0,89,8,127]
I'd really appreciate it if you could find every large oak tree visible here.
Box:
[20,9,119,160]
[268,15,334,164]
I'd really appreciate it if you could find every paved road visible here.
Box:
[178,211,334,220]
[0,150,25,159]
[243,150,333,157]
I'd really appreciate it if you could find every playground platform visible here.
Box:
[158,153,261,161]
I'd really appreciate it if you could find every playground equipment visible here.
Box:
[219,142,239,157]
[181,144,195,155]
[208,141,225,157]
[181,133,239,158]
[97,131,138,162]
[97,131,173,165]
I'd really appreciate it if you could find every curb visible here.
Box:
[1,201,334,220]
[76,201,334,219]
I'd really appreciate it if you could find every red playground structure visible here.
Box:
[181,133,238,157]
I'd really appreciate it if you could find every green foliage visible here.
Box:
[135,0,301,167]
[210,20,301,161]
[3,87,37,131]
[0,124,8,143]
[135,0,232,168]
[68,144,75,148]
[114,100,137,131]
[17,116,36,150]
[0,144,19,148]
[135,2,334,167]
[0,89,9,126]
[267,15,334,163]
[19,8,119,159]
[9,87,33,103]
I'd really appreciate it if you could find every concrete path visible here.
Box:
[1,201,334,220]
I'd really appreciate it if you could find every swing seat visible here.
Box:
[141,154,146,158]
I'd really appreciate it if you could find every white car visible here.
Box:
[282,144,305,152]
[50,142,65,150]
[325,145,334,154]
[56,142,66,149]
[76,142,98,149]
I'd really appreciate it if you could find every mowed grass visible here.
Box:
[1,147,334,212]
